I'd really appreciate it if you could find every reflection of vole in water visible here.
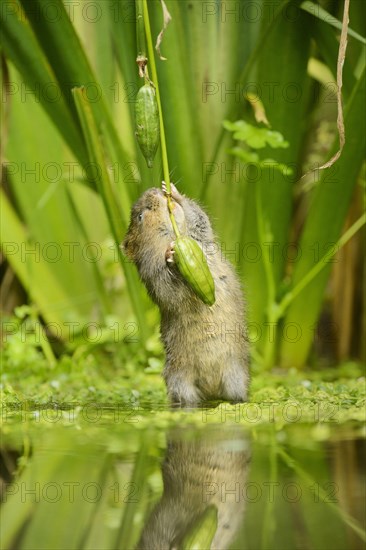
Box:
[136,429,251,549]
[123,185,249,406]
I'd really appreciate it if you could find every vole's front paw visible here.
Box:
[161,181,169,196]
[165,241,175,264]
[162,181,183,204]
[170,183,182,202]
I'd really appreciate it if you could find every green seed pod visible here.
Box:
[174,236,215,306]
[180,505,218,549]
[135,83,159,168]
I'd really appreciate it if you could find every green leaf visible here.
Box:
[17,0,134,194]
[0,0,87,165]
[301,1,366,45]
[227,148,260,163]
[223,120,289,149]
[239,4,313,355]
[280,67,366,368]
[72,87,149,343]
[227,148,293,176]
[0,190,83,332]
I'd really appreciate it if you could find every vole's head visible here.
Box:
[122,187,185,264]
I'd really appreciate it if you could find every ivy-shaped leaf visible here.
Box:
[227,147,260,163]
[223,120,289,149]
[228,148,293,176]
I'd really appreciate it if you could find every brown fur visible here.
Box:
[123,186,249,406]
[136,429,251,549]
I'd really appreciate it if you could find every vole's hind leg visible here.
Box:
[164,369,201,408]
[220,363,249,403]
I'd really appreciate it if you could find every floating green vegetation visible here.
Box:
[2,326,365,431]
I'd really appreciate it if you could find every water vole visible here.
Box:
[136,428,251,549]
[123,185,249,406]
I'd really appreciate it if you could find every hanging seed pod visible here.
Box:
[180,505,218,549]
[135,83,159,168]
[174,236,215,306]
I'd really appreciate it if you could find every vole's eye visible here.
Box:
[138,212,143,222]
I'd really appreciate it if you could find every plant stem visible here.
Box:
[279,212,366,315]
[73,87,148,344]
[31,309,56,367]
[135,0,146,59]
[278,447,366,542]
[115,434,152,548]
[256,182,277,368]
[259,210,366,369]
[261,430,278,549]
[142,0,169,188]
[141,0,180,237]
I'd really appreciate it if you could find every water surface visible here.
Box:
[1,406,365,549]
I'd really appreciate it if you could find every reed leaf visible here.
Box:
[0,190,83,331]
[240,3,312,357]
[0,0,87,165]
[280,67,366,368]
[72,87,149,343]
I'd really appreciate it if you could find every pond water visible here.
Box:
[1,406,365,550]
